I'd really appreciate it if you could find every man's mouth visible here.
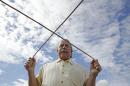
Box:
[60,49,68,53]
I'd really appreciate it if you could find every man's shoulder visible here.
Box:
[42,60,57,67]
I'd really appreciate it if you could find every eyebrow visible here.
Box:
[60,43,71,47]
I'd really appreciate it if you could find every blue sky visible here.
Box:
[0,0,130,86]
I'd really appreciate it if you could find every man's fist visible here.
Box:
[90,59,102,76]
[24,57,36,72]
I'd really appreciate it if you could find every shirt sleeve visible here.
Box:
[36,67,44,86]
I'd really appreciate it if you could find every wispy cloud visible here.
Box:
[97,79,108,86]
[110,15,130,86]
[55,0,123,66]
[0,0,53,64]
[12,79,28,86]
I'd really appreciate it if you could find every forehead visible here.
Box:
[59,40,71,46]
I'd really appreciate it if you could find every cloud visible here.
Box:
[0,0,86,64]
[55,0,123,65]
[109,15,130,85]
[0,0,53,64]
[109,76,130,86]
[0,32,52,64]
[0,69,4,76]
[2,0,122,65]
[4,0,82,29]
[27,0,81,29]
[97,80,108,86]
[12,79,28,86]
[45,0,129,85]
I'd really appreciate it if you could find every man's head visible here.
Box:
[57,39,72,60]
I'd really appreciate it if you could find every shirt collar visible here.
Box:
[56,58,73,65]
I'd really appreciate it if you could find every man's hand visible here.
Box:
[24,57,39,86]
[24,57,36,73]
[90,59,102,77]
[83,59,102,86]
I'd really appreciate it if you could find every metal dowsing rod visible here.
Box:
[32,0,85,58]
[0,0,95,60]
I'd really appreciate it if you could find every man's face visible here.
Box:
[57,40,72,60]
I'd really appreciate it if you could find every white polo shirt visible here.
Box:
[36,58,89,86]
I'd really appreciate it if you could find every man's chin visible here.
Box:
[60,56,69,60]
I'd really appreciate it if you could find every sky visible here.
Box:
[0,0,130,86]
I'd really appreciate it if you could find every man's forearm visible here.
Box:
[28,71,39,86]
[85,73,97,86]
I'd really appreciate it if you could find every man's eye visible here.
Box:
[66,45,68,47]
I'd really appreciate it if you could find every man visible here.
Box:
[24,39,102,86]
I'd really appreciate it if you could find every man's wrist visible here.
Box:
[28,69,35,75]
[90,70,98,78]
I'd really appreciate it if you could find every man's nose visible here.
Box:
[62,45,66,48]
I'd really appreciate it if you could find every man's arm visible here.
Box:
[24,57,39,86]
[28,70,39,86]
[83,72,97,86]
[84,59,102,86]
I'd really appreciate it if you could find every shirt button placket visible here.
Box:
[62,64,64,67]
[61,62,64,84]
